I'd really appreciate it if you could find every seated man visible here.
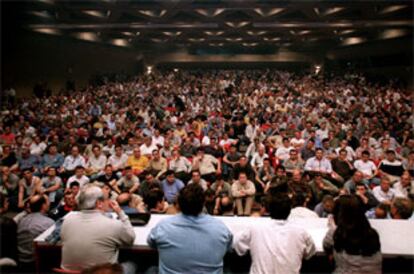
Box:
[390,197,413,220]
[113,166,140,195]
[60,185,136,273]
[161,170,185,204]
[127,147,149,176]
[372,177,395,205]
[85,145,107,178]
[233,192,316,274]
[393,172,414,198]
[49,190,77,221]
[144,188,168,214]
[231,172,256,216]
[147,149,168,180]
[379,150,405,183]
[187,170,208,191]
[147,184,233,273]
[17,194,54,271]
[66,166,90,190]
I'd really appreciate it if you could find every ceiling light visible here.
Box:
[242,42,258,47]
[225,21,250,28]
[188,38,205,42]
[226,37,242,42]
[379,5,408,14]
[209,43,224,46]
[342,37,365,45]
[204,31,224,36]
[30,11,52,19]
[138,10,167,17]
[339,29,355,35]
[323,7,345,16]
[32,28,60,35]
[83,10,110,18]
[263,37,280,41]
[112,39,128,47]
[254,8,284,17]
[195,9,225,17]
[247,31,267,36]
[122,32,134,36]
[163,31,182,36]
[380,29,409,39]
[74,32,99,42]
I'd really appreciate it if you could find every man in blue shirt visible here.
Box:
[147,184,233,274]
[160,170,184,204]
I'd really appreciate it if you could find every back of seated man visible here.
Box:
[17,194,54,271]
[60,185,136,273]
[233,192,316,274]
[147,184,233,273]
[390,197,413,220]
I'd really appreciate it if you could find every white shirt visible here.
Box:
[291,138,305,148]
[30,142,47,156]
[86,154,107,171]
[63,155,86,171]
[393,181,414,198]
[140,143,158,156]
[233,219,316,274]
[107,154,128,170]
[66,175,90,189]
[152,136,165,147]
[354,159,377,177]
[372,186,395,203]
[275,146,293,161]
[304,157,333,173]
[288,207,319,219]
[250,153,268,169]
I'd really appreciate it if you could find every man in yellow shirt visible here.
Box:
[127,147,149,175]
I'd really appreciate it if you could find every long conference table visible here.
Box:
[34,213,414,273]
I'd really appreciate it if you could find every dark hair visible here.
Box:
[292,192,307,207]
[361,150,370,156]
[145,189,165,210]
[392,198,413,219]
[177,184,205,216]
[165,170,175,176]
[30,195,47,212]
[70,181,80,188]
[0,216,17,260]
[332,195,380,256]
[264,192,292,220]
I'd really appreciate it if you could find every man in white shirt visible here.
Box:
[353,151,379,181]
[85,145,107,177]
[66,166,90,189]
[140,137,158,158]
[62,146,86,175]
[304,148,333,175]
[372,177,395,205]
[393,172,414,198]
[107,145,128,173]
[233,192,316,274]
[250,146,269,171]
[275,137,293,162]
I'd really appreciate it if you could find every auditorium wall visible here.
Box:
[2,30,142,97]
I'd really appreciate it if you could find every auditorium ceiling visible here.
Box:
[11,0,414,53]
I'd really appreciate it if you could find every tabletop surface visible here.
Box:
[35,212,414,257]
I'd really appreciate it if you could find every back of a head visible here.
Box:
[77,185,104,210]
[145,189,165,210]
[0,216,17,260]
[265,192,292,220]
[177,184,205,216]
[333,195,380,256]
[392,197,413,220]
[29,195,47,213]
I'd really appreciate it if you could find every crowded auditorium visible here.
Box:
[1,0,413,273]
